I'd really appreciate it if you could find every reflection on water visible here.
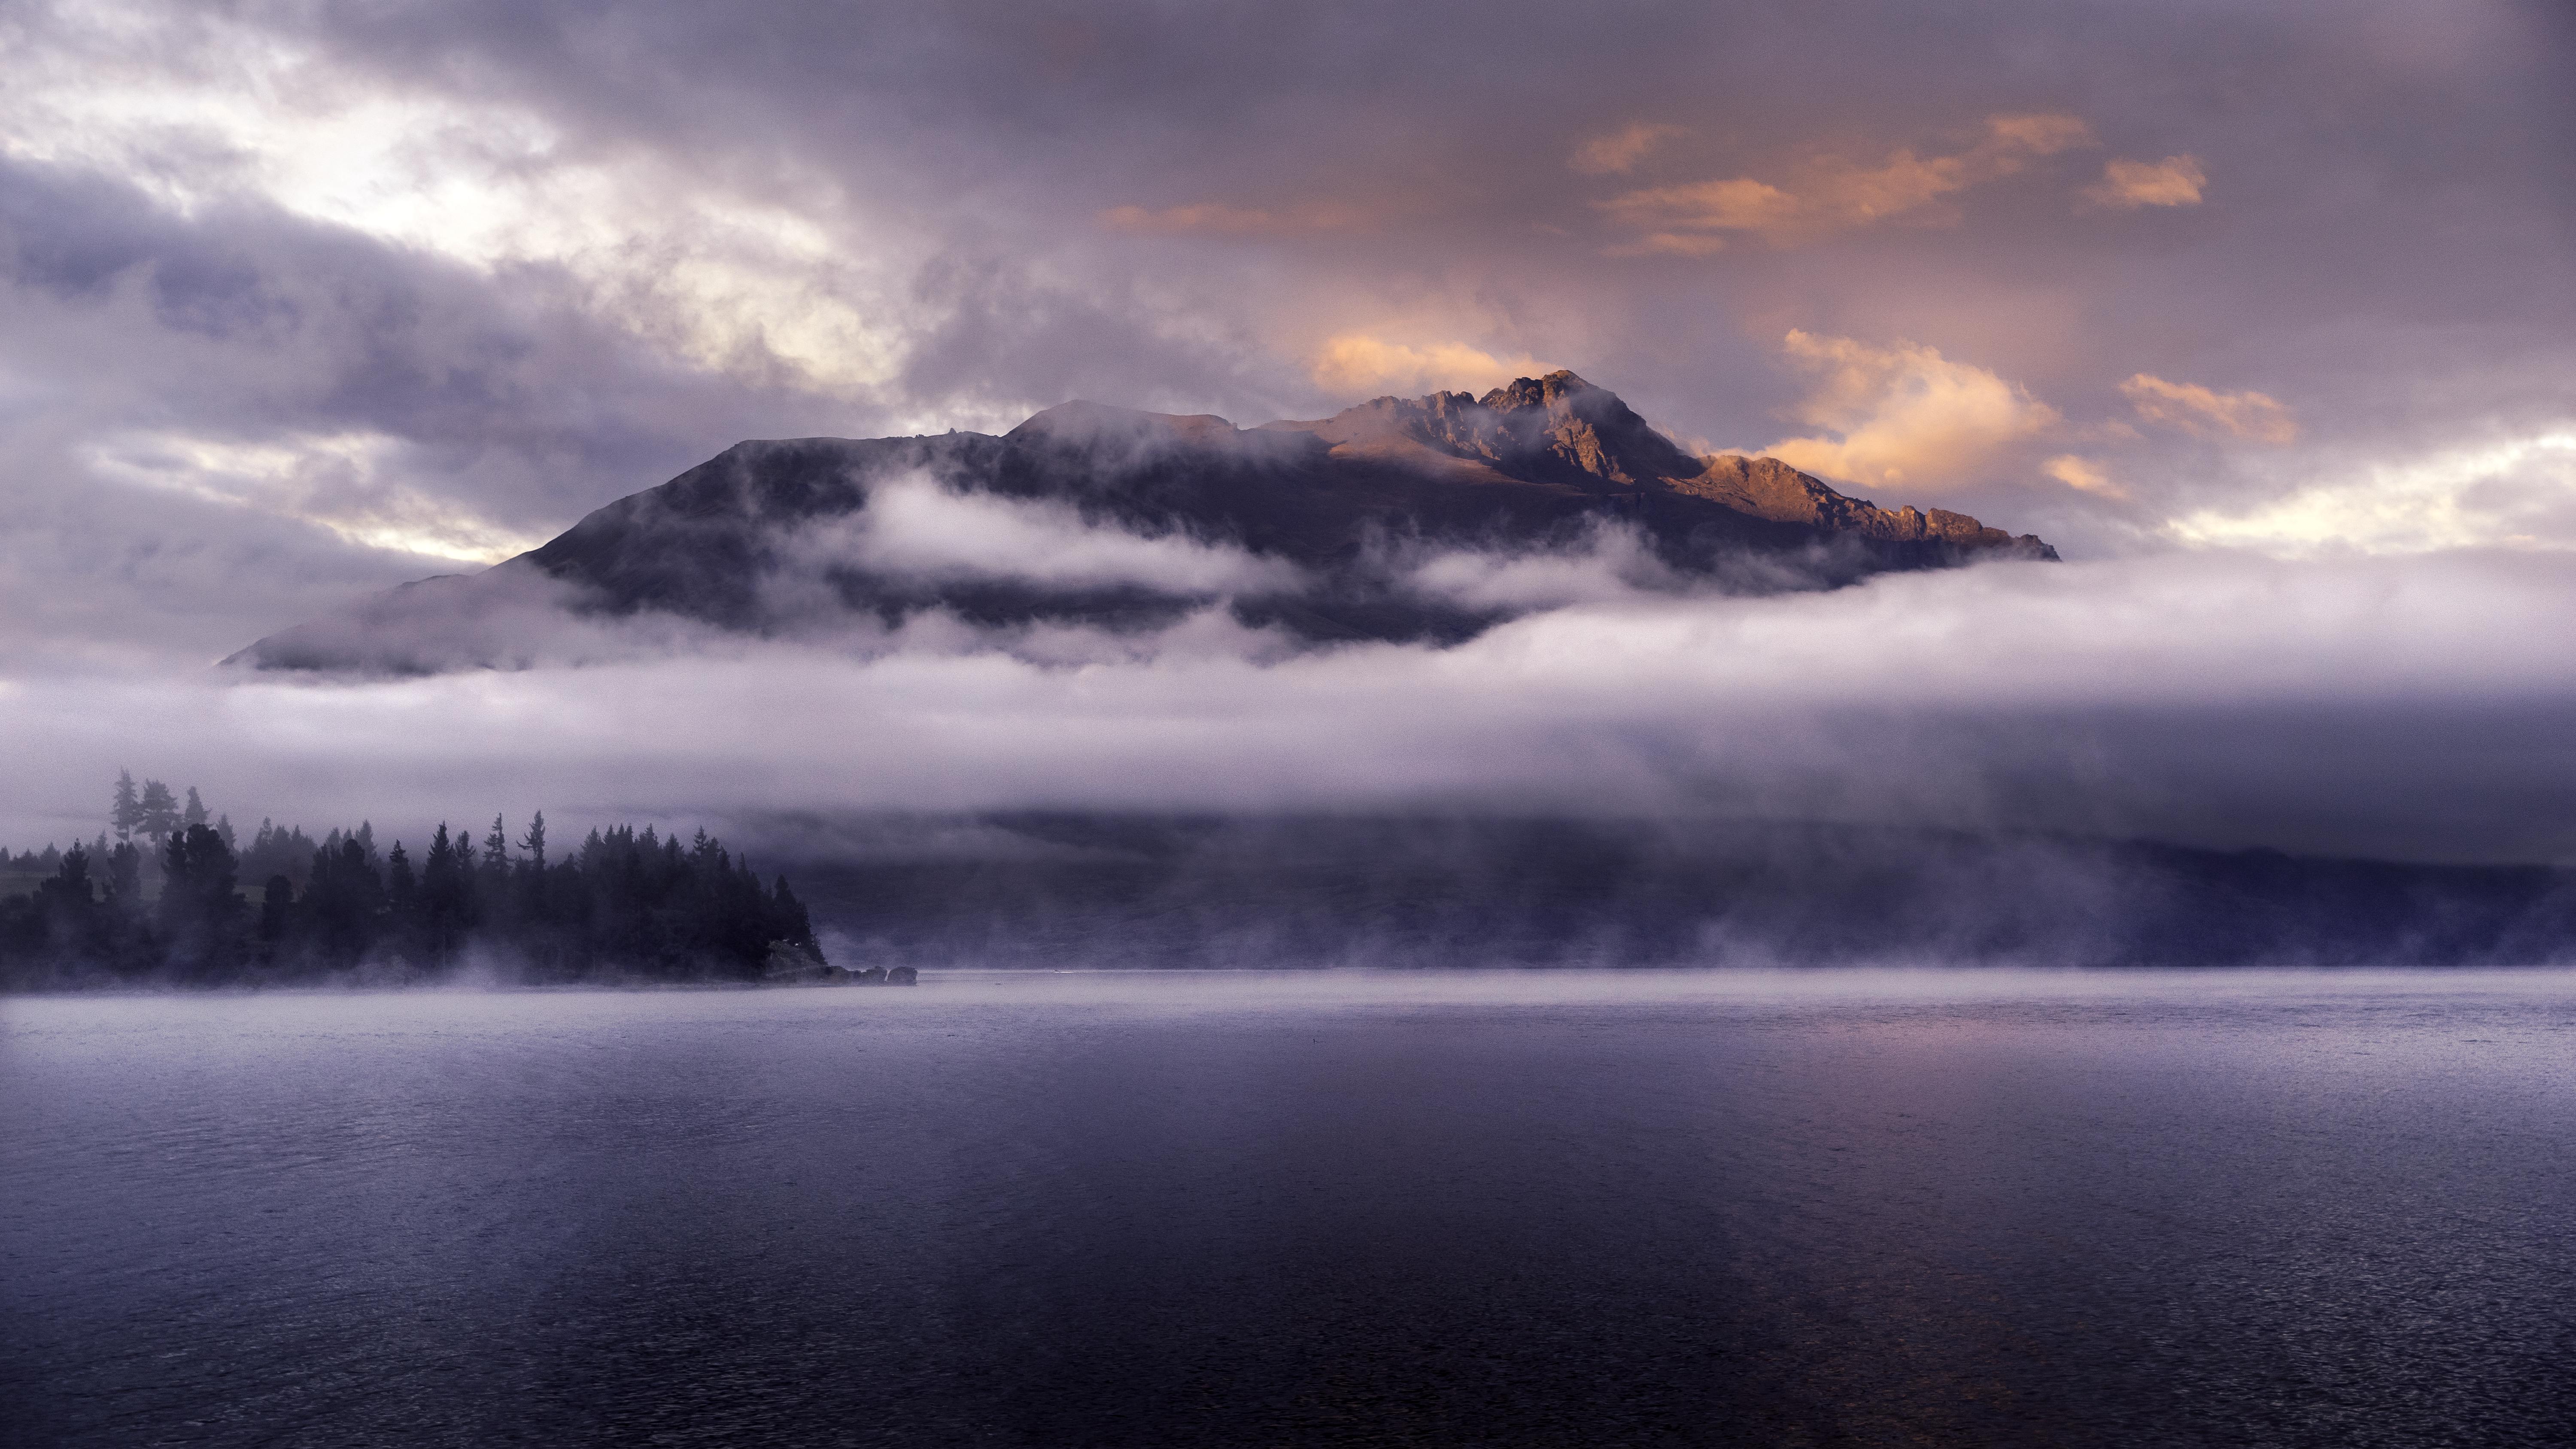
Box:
[5,971,2573,1447]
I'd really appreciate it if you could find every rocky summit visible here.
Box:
[233,372,2055,673]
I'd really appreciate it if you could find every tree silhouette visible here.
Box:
[158,824,244,978]
[136,780,179,850]
[4,777,838,986]
[103,842,143,922]
[420,823,476,963]
[111,771,141,844]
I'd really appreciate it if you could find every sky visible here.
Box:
[2,0,2573,862]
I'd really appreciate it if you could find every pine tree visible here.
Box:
[31,847,103,969]
[136,780,179,848]
[259,876,293,953]
[421,823,474,963]
[111,771,141,843]
[771,876,820,958]
[384,842,420,957]
[158,824,244,977]
[103,842,142,921]
[519,812,547,871]
[182,787,209,830]
[301,838,386,968]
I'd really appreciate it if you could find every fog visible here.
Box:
[815,471,1307,596]
[19,965,2569,1017]
[5,546,2572,866]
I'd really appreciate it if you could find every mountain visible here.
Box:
[231,372,2055,672]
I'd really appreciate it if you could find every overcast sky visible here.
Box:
[2,0,2572,860]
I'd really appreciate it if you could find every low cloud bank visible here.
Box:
[821,473,1306,595]
[3,547,2573,866]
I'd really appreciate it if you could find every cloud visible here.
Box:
[1570,122,1686,176]
[2169,428,2576,555]
[1610,231,1736,258]
[1760,331,2062,491]
[1308,335,1552,397]
[1395,519,1684,611]
[1596,112,2095,248]
[80,429,550,565]
[1100,202,1369,237]
[0,6,914,396]
[2085,155,2208,209]
[9,550,2576,865]
[816,472,1305,595]
[2042,455,2126,499]
[2122,374,2298,443]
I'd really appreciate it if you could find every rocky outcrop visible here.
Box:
[1673,453,2038,550]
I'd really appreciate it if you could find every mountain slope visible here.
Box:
[232,372,2054,672]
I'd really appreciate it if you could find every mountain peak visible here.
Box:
[1367,370,1699,487]
[1477,370,1599,412]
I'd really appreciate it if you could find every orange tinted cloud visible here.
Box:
[2042,454,2126,499]
[2084,155,2207,209]
[1309,335,1551,397]
[1597,112,2094,248]
[2121,373,2296,442]
[1762,330,2061,489]
[1570,122,1686,175]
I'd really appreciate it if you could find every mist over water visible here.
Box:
[7,971,2573,1447]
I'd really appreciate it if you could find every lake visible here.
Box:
[5,971,2573,1446]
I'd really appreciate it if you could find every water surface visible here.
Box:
[6,971,2573,1446]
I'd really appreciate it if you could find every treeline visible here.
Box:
[0,778,826,989]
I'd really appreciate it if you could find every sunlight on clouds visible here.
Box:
[1616,232,1735,258]
[2043,455,2126,499]
[2168,430,2576,555]
[82,431,548,564]
[1570,122,1686,176]
[0,2,906,394]
[1309,335,1553,398]
[2123,374,2297,443]
[1761,331,2060,491]
[2084,155,2207,209]
[1595,112,2094,249]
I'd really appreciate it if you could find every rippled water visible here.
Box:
[5,971,2573,1447]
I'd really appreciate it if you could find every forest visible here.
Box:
[0,773,830,989]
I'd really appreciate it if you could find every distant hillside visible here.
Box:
[776,814,2576,969]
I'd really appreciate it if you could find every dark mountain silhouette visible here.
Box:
[231,371,2054,673]
[773,813,2576,970]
